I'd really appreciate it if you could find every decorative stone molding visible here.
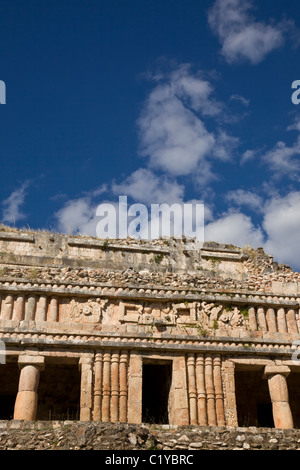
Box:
[119,301,143,323]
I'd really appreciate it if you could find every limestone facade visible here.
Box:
[0,229,300,429]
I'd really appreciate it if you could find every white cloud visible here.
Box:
[54,64,242,240]
[111,168,185,205]
[226,189,264,211]
[55,196,99,236]
[240,149,256,165]
[262,136,300,180]
[287,115,300,132]
[229,94,250,107]
[137,64,238,181]
[54,184,110,236]
[208,0,294,64]
[1,181,30,224]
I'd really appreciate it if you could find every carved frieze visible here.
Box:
[69,298,108,323]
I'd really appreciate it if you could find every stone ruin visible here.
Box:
[1,228,300,430]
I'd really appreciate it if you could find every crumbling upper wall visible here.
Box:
[0,227,299,295]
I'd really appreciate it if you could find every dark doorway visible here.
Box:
[37,362,81,420]
[235,369,274,428]
[0,362,19,420]
[287,372,300,429]
[142,362,172,424]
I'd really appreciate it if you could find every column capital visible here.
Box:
[79,355,93,368]
[18,355,45,371]
[263,365,291,379]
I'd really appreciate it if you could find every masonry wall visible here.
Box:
[1,421,300,450]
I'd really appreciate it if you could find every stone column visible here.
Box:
[196,354,207,426]
[248,307,257,331]
[93,352,103,421]
[277,308,287,333]
[48,297,59,322]
[187,354,198,425]
[263,365,294,429]
[205,355,217,426]
[13,295,25,321]
[257,307,267,331]
[2,295,14,320]
[110,352,120,423]
[14,355,45,421]
[35,296,47,322]
[25,296,36,321]
[266,308,277,332]
[286,309,298,334]
[213,355,225,426]
[119,351,129,423]
[79,356,93,421]
[102,351,111,422]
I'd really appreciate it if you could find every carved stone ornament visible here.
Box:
[69,298,107,322]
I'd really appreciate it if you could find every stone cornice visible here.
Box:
[0,277,299,307]
[67,237,170,254]
[0,232,35,243]
[0,325,297,358]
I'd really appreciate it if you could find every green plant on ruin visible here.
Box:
[209,257,220,268]
[240,307,249,319]
[154,254,164,264]
[242,342,253,349]
[101,240,109,251]
[181,322,198,332]
[212,319,219,330]
[146,322,155,337]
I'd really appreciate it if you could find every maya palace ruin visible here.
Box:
[0,228,300,430]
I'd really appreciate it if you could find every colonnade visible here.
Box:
[0,294,59,322]
[2,351,296,431]
[248,306,299,333]
[186,353,225,426]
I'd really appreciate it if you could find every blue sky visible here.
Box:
[1,0,300,270]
